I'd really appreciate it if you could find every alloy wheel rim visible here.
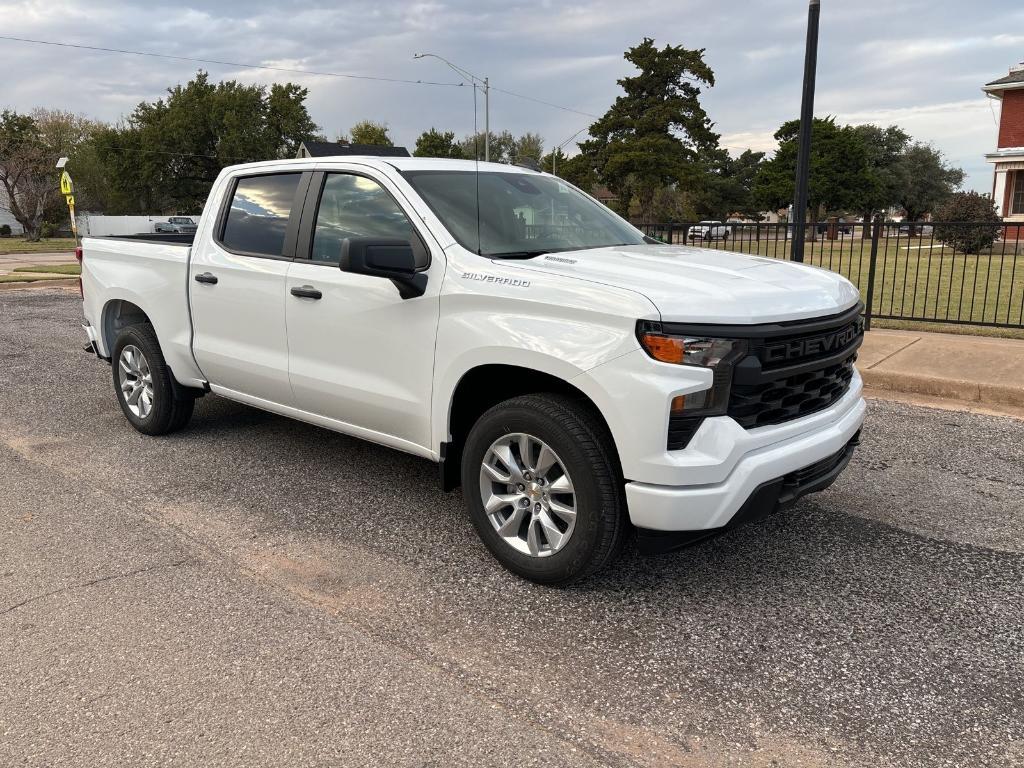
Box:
[118,344,154,419]
[478,433,577,558]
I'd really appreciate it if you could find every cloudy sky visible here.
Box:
[2,0,1021,191]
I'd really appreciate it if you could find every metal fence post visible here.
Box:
[864,215,882,331]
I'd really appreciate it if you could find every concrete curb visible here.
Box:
[861,368,1024,409]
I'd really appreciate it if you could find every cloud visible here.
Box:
[0,0,1017,192]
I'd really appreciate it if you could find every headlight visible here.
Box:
[636,321,747,415]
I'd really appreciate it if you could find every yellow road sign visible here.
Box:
[60,171,73,196]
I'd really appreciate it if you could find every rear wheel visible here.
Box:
[461,394,627,584]
[112,324,194,435]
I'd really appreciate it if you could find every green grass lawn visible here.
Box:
[11,263,81,275]
[672,234,1024,339]
[0,237,78,255]
[0,273,76,283]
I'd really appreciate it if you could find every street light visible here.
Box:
[414,53,490,161]
[551,127,589,176]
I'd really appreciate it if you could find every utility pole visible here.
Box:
[483,77,490,162]
[791,0,820,263]
[414,53,490,161]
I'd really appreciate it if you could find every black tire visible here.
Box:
[111,323,194,436]
[461,393,628,584]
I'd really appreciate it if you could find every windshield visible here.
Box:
[402,170,645,257]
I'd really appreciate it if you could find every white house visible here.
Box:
[0,188,24,234]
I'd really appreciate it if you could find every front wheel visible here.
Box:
[461,394,628,584]
[111,324,194,436]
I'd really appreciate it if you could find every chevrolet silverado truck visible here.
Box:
[79,156,865,584]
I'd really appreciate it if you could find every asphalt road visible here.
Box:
[2,287,1022,768]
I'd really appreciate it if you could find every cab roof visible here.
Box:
[222,156,544,176]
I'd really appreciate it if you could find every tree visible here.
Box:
[0,110,60,240]
[344,120,393,146]
[580,38,719,224]
[753,117,873,235]
[30,109,106,225]
[413,128,464,158]
[542,150,599,192]
[891,142,964,229]
[851,124,910,236]
[91,72,320,213]
[934,192,1001,254]
[514,132,544,165]
[693,148,764,221]
[459,130,517,163]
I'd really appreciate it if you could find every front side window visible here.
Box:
[1012,171,1024,216]
[402,170,645,258]
[311,173,416,264]
[220,173,301,257]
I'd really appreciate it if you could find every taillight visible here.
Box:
[75,246,83,298]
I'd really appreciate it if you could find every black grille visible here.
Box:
[729,353,857,428]
[656,306,864,449]
[784,439,854,488]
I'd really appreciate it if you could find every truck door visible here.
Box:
[284,169,443,451]
[190,170,311,406]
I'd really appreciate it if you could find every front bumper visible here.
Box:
[624,384,866,533]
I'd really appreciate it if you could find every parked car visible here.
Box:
[687,221,730,241]
[816,221,854,235]
[154,216,198,234]
[79,157,865,584]
[898,224,934,237]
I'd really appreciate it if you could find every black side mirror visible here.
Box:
[339,237,428,299]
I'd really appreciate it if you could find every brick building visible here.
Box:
[984,61,1024,223]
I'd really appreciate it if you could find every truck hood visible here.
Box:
[502,243,861,323]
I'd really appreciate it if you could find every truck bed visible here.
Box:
[93,233,196,245]
[80,234,203,387]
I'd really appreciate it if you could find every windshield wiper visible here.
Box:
[487,250,553,259]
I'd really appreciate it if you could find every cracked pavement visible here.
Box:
[1,287,1023,768]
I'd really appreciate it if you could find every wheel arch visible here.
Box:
[440,363,622,492]
[101,297,154,355]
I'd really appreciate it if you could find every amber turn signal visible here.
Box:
[639,333,685,364]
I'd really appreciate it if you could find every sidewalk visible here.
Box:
[860,329,1024,413]
[0,251,79,287]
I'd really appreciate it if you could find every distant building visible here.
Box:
[984,61,1024,222]
[0,188,24,234]
[295,141,410,159]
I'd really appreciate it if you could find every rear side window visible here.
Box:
[221,173,301,257]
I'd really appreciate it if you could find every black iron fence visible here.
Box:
[641,219,1024,330]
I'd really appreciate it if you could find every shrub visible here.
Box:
[934,191,1001,254]
[0,224,11,237]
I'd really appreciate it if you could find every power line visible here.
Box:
[489,86,600,119]
[103,146,257,162]
[0,35,467,88]
[0,34,603,121]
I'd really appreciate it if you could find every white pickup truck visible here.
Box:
[686,220,730,241]
[80,156,865,584]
